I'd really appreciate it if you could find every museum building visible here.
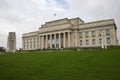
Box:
[22,17,118,50]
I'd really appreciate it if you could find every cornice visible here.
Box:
[38,28,71,34]
[82,19,114,25]
[78,24,115,31]
[39,22,70,29]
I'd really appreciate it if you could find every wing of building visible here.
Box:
[22,17,118,50]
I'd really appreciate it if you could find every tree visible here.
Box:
[0,47,5,52]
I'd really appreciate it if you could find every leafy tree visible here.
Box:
[0,47,5,52]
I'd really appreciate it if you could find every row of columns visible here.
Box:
[39,32,71,49]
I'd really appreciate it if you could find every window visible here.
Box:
[85,32,89,38]
[52,40,55,44]
[80,40,82,46]
[30,45,32,49]
[99,30,102,37]
[37,38,39,43]
[24,45,25,49]
[34,44,36,48]
[23,40,26,44]
[99,32,102,37]
[34,38,36,43]
[56,34,59,39]
[92,31,95,37]
[92,39,96,45]
[99,38,102,44]
[30,39,32,43]
[80,32,82,38]
[86,40,89,45]
[52,35,54,39]
[106,29,110,36]
[27,45,29,49]
[107,37,110,44]
[27,39,29,43]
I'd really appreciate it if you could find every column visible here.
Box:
[54,34,56,48]
[43,35,45,49]
[50,34,52,49]
[41,35,44,49]
[59,33,61,48]
[63,32,66,48]
[101,31,104,49]
[68,32,70,47]
[39,36,41,49]
[46,35,48,49]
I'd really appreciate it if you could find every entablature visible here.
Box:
[78,19,115,29]
[39,23,71,33]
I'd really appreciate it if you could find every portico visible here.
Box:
[39,31,70,49]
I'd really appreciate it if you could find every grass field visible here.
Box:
[0,47,120,80]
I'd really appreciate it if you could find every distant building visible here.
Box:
[6,32,16,53]
[22,17,118,50]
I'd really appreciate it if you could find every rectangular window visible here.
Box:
[30,45,32,49]
[99,38,102,44]
[80,40,82,46]
[48,35,50,40]
[99,32,102,37]
[52,40,55,44]
[99,30,102,37]
[56,39,59,44]
[34,38,36,43]
[56,34,59,39]
[92,39,95,45]
[24,45,25,49]
[27,45,29,49]
[25,40,27,44]
[80,32,82,38]
[34,44,36,48]
[107,37,110,44]
[85,32,89,38]
[23,40,26,44]
[106,29,110,36]
[92,31,95,37]
[27,39,29,43]
[30,39,32,43]
[86,40,89,45]
[37,38,39,43]
[52,35,54,39]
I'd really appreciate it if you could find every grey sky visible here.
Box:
[0,0,120,48]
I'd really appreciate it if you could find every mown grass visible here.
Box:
[0,47,120,80]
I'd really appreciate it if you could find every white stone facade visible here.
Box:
[22,17,118,50]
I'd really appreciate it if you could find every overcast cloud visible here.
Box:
[0,0,120,48]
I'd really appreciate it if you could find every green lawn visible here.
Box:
[0,47,120,80]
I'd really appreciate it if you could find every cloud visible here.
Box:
[0,0,120,48]
[0,0,70,48]
[44,0,69,11]
[66,0,120,44]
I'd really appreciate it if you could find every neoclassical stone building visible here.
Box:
[22,17,118,50]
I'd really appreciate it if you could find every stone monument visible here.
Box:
[6,32,16,53]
